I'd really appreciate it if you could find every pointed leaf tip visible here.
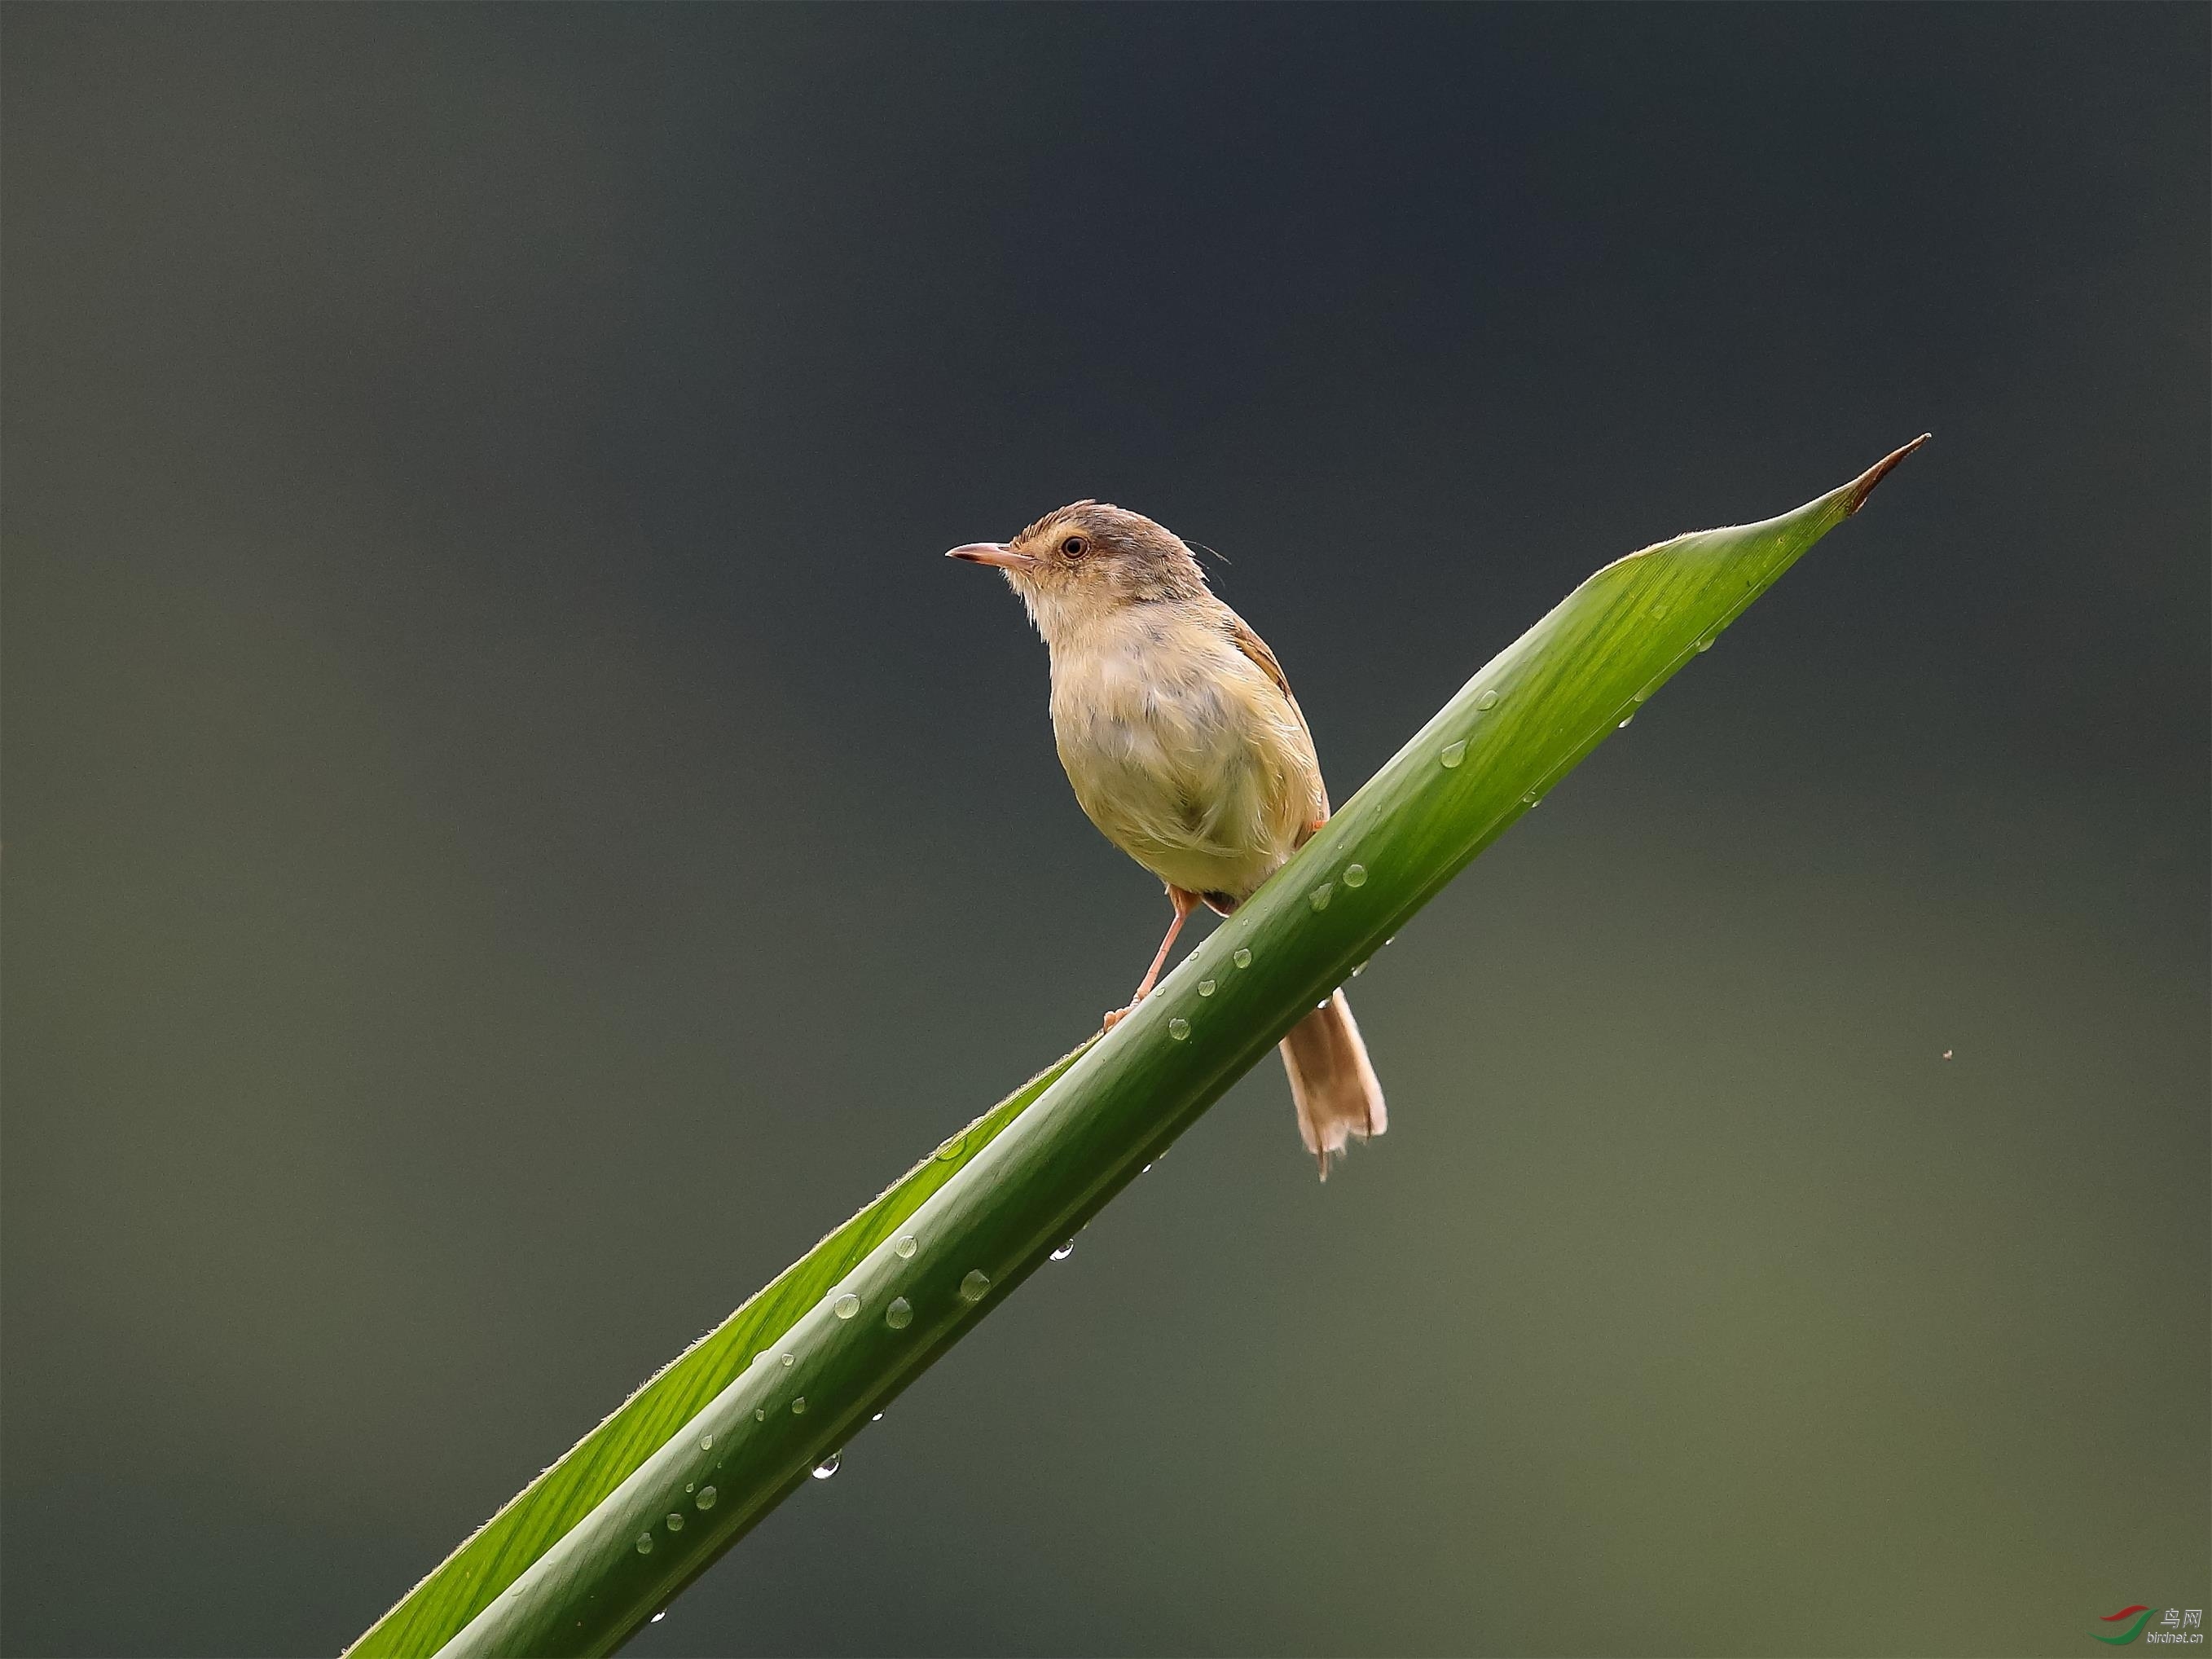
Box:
[1843,433,1930,515]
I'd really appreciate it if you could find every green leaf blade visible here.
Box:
[350,439,1922,1659]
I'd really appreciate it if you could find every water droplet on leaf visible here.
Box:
[791,1397,807,1415]
[666,1513,684,1532]
[833,1293,860,1320]
[1168,1016,1190,1040]
[893,1234,917,1259]
[1309,884,1333,911]
[1197,978,1216,997]
[1233,948,1251,969]
[1341,864,1366,887]
[1476,689,1501,710]
[960,1270,991,1302]
[635,1534,654,1555]
[1051,1239,1075,1261]
[696,1485,716,1510]
[1440,741,1466,768]
[886,1296,913,1328]
[812,1453,840,1481]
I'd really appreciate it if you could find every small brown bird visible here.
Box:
[949,501,1385,1177]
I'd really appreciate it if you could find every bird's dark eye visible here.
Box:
[1061,535,1087,558]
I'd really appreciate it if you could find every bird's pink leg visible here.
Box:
[1102,887,1201,1032]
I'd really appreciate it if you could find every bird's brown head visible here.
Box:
[948,500,1208,640]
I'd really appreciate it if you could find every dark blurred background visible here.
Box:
[3,6,2205,1656]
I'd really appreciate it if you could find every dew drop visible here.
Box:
[754,1408,766,1422]
[1197,978,1216,997]
[811,1453,841,1481]
[699,1433,712,1450]
[781,1353,795,1368]
[685,1482,693,1493]
[1341,863,1366,887]
[666,1512,684,1532]
[1233,948,1252,969]
[886,1296,913,1329]
[934,1132,965,1161]
[1440,740,1467,768]
[791,1397,807,1415]
[1695,633,1715,653]
[1309,884,1333,911]
[1168,1016,1190,1040]
[635,1534,654,1555]
[1476,689,1501,710]
[1050,1239,1075,1261]
[1617,715,1634,729]
[871,1412,884,1422]
[651,1611,666,1623]
[1351,962,1365,978]
[696,1485,717,1511]
[833,1293,860,1320]
[960,1270,992,1302]
[893,1234,918,1259]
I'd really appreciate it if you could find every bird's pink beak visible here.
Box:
[946,542,1036,570]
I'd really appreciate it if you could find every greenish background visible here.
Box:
[2,6,2203,1656]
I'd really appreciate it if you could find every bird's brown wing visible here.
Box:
[1222,607,1331,830]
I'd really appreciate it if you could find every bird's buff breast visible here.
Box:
[1047,613,1313,900]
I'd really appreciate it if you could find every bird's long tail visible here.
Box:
[1279,989,1386,1181]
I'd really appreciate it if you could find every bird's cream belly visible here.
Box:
[1049,621,1308,900]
